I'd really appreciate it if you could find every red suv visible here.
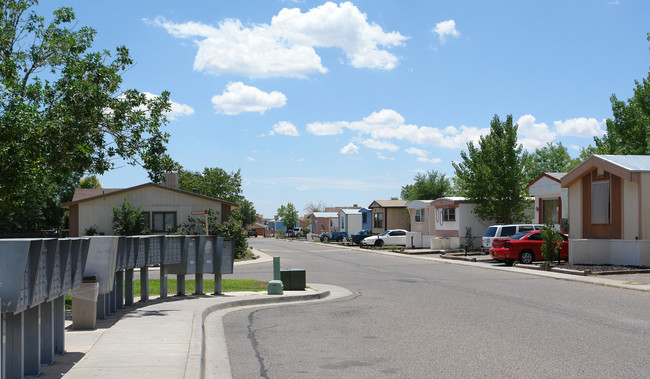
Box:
[489,230,568,265]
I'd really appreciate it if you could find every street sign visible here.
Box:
[191,210,207,215]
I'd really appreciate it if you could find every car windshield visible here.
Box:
[379,231,390,236]
[483,227,498,237]
[510,232,529,240]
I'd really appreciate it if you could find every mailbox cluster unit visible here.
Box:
[88,235,235,322]
[0,235,234,379]
[0,238,90,379]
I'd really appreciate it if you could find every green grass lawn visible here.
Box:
[132,278,267,295]
[65,278,268,310]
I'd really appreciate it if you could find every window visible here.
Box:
[518,225,534,233]
[501,226,517,237]
[541,198,559,223]
[341,216,345,230]
[591,181,610,224]
[527,233,542,241]
[373,212,384,228]
[362,212,367,224]
[442,208,455,222]
[152,212,177,232]
[414,209,425,223]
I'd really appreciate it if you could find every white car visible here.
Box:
[361,229,408,247]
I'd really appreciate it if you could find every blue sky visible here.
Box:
[39,1,649,218]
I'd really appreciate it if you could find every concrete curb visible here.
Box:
[186,286,336,379]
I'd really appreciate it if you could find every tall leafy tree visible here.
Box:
[178,167,243,203]
[231,199,257,228]
[400,170,452,201]
[277,203,299,231]
[0,0,174,232]
[594,33,650,154]
[523,142,581,183]
[453,114,530,224]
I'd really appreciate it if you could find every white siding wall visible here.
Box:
[78,187,224,235]
[458,203,493,248]
[347,214,363,235]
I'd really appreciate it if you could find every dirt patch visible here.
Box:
[554,262,650,274]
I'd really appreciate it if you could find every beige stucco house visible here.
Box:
[560,155,650,266]
[62,180,238,237]
[369,200,410,235]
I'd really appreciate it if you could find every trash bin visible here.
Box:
[71,276,100,330]
[280,269,306,290]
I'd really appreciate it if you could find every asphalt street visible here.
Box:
[223,238,650,378]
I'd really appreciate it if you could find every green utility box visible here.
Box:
[280,269,306,290]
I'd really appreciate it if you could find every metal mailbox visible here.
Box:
[1,238,89,379]
[162,235,185,265]
[84,237,119,295]
[220,238,234,275]
[146,235,164,265]
[166,236,201,276]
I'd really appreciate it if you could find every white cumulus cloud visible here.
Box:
[306,121,346,135]
[362,139,399,151]
[270,121,299,136]
[554,117,606,138]
[211,82,286,115]
[306,109,489,149]
[150,2,408,78]
[515,114,554,151]
[406,147,441,164]
[433,19,460,43]
[340,142,359,155]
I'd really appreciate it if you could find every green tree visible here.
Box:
[112,197,148,236]
[79,175,101,189]
[178,167,243,203]
[540,218,563,264]
[400,170,452,201]
[231,199,257,228]
[0,1,174,233]
[523,142,581,184]
[277,203,299,233]
[594,33,650,154]
[453,114,530,224]
[177,208,249,259]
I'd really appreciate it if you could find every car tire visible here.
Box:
[322,235,329,242]
[519,250,534,265]
[375,240,384,247]
[336,236,343,242]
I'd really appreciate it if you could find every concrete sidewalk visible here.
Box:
[42,283,351,379]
